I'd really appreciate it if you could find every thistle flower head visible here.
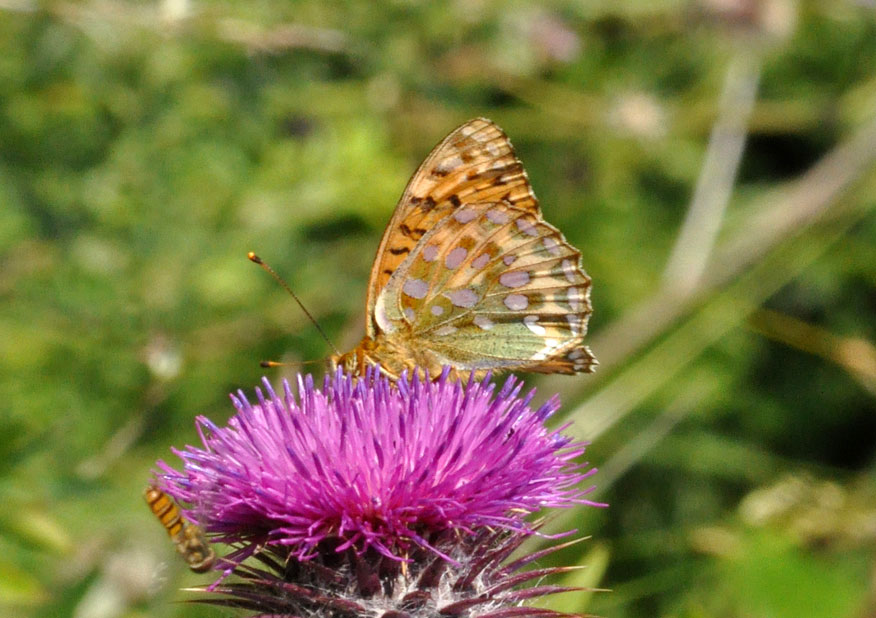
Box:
[155,368,602,617]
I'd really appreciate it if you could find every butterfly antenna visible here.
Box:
[248,252,341,356]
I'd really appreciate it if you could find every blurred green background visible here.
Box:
[2,1,876,616]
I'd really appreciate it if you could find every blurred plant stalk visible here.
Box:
[661,50,761,293]
[748,308,876,395]
[561,109,876,443]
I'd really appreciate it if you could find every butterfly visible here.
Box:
[330,118,596,381]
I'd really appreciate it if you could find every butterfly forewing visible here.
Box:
[365,118,539,329]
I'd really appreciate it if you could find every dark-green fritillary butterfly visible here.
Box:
[331,118,596,381]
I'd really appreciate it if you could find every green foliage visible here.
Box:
[1,1,875,616]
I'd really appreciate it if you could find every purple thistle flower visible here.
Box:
[154,367,604,617]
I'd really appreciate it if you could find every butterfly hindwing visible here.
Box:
[376,201,595,373]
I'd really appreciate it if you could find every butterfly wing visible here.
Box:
[376,201,596,374]
[365,118,539,337]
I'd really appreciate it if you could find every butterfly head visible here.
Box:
[328,337,375,376]
[330,337,423,381]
